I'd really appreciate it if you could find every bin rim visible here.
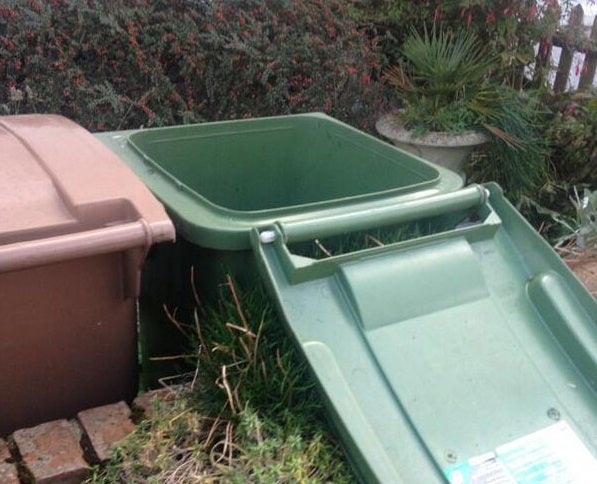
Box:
[0,114,175,266]
[96,113,463,250]
[126,112,445,215]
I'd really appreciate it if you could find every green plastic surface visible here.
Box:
[95,113,463,251]
[251,184,597,483]
[95,117,596,482]
[95,113,461,383]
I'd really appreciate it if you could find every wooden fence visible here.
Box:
[535,4,597,92]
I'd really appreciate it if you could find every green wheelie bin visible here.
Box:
[96,113,463,384]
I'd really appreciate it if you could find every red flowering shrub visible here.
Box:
[0,0,385,131]
[352,0,561,87]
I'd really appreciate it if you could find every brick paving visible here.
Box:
[77,402,135,463]
[0,438,19,484]
[132,388,174,421]
[2,391,166,484]
[13,420,90,484]
[566,256,597,298]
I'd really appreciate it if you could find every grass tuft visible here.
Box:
[87,277,353,483]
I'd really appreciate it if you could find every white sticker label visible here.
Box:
[444,421,597,483]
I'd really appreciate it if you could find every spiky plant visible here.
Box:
[384,26,550,199]
[384,26,493,134]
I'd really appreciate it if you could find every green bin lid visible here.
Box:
[251,184,597,483]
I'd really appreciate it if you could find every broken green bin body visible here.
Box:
[96,114,596,482]
[96,113,463,384]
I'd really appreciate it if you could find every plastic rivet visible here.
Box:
[547,407,561,421]
[445,450,458,463]
[259,230,276,244]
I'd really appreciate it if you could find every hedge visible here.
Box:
[1,0,386,131]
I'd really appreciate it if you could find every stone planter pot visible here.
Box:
[376,113,488,177]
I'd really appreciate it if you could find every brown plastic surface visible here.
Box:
[0,114,175,435]
[0,114,174,248]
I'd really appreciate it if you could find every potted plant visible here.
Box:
[376,26,527,177]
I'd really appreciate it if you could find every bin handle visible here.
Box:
[0,220,169,273]
[277,184,489,244]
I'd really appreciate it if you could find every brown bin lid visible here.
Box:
[0,114,174,271]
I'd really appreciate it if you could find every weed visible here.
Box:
[87,277,353,483]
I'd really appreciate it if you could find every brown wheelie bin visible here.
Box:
[0,115,175,436]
